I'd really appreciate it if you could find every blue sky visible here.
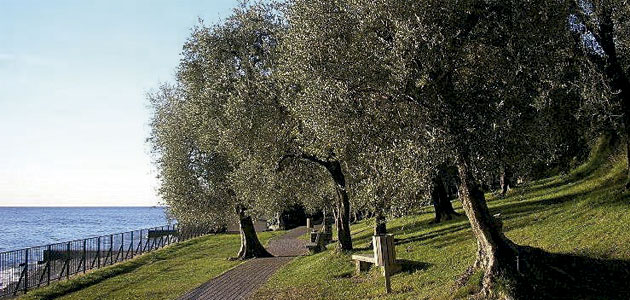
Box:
[0,0,239,206]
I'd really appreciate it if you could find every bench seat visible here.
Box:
[352,253,377,273]
[351,254,376,264]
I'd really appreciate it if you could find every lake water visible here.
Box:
[0,207,169,252]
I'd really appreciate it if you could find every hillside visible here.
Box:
[17,139,630,300]
[254,139,630,299]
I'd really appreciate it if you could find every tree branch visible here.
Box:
[276,152,330,172]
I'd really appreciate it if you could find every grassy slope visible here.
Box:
[254,139,630,300]
[19,231,283,300]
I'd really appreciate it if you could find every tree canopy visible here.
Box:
[148,0,623,297]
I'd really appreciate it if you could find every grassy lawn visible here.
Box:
[253,139,630,299]
[17,139,630,300]
[19,231,283,300]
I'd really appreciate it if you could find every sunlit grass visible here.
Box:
[254,139,630,299]
[19,231,283,300]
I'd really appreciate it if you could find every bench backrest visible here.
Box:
[373,234,396,267]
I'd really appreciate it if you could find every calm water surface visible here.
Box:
[0,207,169,252]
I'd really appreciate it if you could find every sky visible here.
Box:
[0,0,240,206]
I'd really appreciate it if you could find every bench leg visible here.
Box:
[356,260,371,274]
[384,268,392,294]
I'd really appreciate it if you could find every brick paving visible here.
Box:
[178,226,311,300]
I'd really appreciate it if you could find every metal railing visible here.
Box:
[0,224,208,298]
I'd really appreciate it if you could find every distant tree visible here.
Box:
[430,166,461,223]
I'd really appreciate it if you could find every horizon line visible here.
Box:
[0,205,167,208]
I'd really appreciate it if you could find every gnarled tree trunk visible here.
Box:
[333,188,353,251]
[456,153,518,298]
[431,175,460,223]
[326,161,353,251]
[236,205,272,260]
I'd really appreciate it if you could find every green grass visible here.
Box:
[253,138,630,299]
[17,138,630,299]
[19,231,283,300]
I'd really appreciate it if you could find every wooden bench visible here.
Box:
[306,231,326,254]
[351,234,401,293]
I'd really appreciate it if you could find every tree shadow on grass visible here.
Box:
[397,259,432,274]
[394,223,471,247]
[349,259,431,276]
[515,246,630,300]
[491,182,630,234]
[516,163,605,196]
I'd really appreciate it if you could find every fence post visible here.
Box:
[97,237,101,268]
[83,239,87,274]
[167,225,170,245]
[139,229,143,254]
[130,231,134,258]
[109,234,113,265]
[120,233,124,262]
[158,226,163,248]
[24,248,29,294]
[66,242,70,280]
[47,245,51,286]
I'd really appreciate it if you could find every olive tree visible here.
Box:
[569,0,630,187]
[151,2,295,259]
[282,0,572,297]
[280,0,435,240]
[391,1,572,297]
[148,84,234,233]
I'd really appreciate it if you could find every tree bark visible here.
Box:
[431,175,460,223]
[236,206,272,260]
[374,210,387,235]
[322,160,353,251]
[322,208,332,234]
[331,171,353,251]
[456,153,517,298]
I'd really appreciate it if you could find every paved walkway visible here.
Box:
[178,226,311,300]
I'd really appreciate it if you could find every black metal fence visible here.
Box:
[0,224,207,298]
